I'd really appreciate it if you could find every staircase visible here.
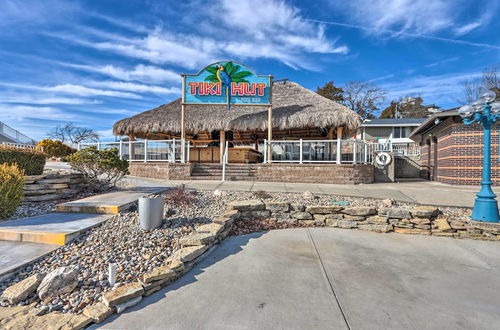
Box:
[190,164,258,181]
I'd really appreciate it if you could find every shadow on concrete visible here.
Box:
[93,231,266,328]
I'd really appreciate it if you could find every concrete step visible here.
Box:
[55,187,165,214]
[0,213,111,245]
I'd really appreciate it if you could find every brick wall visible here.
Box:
[128,163,192,180]
[256,164,374,184]
[419,117,500,185]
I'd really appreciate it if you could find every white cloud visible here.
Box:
[3,96,102,105]
[86,81,181,94]
[0,105,76,121]
[0,82,142,99]
[380,71,483,105]
[49,0,348,70]
[65,63,179,84]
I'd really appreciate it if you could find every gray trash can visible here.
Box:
[138,197,164,231]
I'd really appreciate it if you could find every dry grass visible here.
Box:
[163,185,197,208]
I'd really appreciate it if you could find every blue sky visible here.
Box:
[1,0,499,141]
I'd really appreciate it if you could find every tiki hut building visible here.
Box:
[112,81,373,183]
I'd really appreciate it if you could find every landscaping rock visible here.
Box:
[179,232,216,246]
[266,202,290,212]
[366,216,388,224]
[195,223,225,235]
[168,245,208,263]
[115,296,142,313]
[305,206,344,214]
[290,212,313,220]
[290,204,305,212]
[342,207,376,216]
[325,214,344,220]
[37,267,78,300]
[227,200,265,211]
[394,228,430,235]
[358,224,393,233]
[82,302,114,323]
[337,220,358,228]
[343,215,366,221]
[411,206,440,218]
[141,266,177,284]
[410,218,431,225]
[325,219,339,227]
[103,282,144,307]
[434,218,452,232]
[302,191,315,199]
[386,208,411,219]
[1,274,44,304]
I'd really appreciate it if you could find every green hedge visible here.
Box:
[0,163,24,219]
[0,146,46,175]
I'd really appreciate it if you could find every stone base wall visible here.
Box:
[228,200,500,241]
[256,164,374,184]
[24,171,86,202]
[128,163,192,180]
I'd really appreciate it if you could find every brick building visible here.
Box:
[410,110,499,185]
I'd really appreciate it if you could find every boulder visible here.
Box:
[305,206,344,214]
[227,200,265,211]
[290,212,313,220]
[37,267,79,300]
[303,191,315,199]
[103,282,144,307]
[342,207,376,216]
[1,274,44,304]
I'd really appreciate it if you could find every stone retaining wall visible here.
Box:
[128,163,192,180]
[227,200,500,240]
[256,164,374,184]
[24,171,86,202]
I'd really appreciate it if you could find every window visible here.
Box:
[393,127,409,139]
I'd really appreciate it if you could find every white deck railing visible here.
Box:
[78,139,419,165]
[78,139,190,163]
[1,142,39,150]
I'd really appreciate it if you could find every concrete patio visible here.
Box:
[94,228,500,330]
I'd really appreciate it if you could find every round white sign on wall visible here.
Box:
[375,152,392,166]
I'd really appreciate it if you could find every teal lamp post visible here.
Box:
[459,90,500,222]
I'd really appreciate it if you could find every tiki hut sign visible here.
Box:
[182,61,272,109]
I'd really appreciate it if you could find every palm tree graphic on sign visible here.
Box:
[205,62,252,110]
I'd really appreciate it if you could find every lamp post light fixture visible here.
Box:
[459,90,500,222]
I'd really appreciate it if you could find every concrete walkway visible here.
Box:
[95,228,500,330]
[122,176,499,208]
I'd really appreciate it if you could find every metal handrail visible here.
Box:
[222,141,229,181]
[0,121,35,144]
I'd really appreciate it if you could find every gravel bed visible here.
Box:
[0,188,472,314]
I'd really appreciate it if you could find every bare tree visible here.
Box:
[458,79,482,105]
[341,81,387,119]
[48,123,100,144]
[458,65,499,105]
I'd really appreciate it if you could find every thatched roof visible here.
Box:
[113,81,361,137]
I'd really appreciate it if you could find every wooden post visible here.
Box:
[336,127,343,164]
[327,127,334,161]
[219,130,225,164]
[181,74,186,163]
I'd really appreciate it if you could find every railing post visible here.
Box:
[129,140,132,161]
[353,140,357,164]
[144,139,148,162]
[364,142,368,164]
[97,141,101,150]
[263,139,267,163]
[187,141,190,163]
[172,138,176,162]
[78,143,81,151]
[181,139,185,164]
[119,140,123,160]
[299,139,303,164]
[336,139,341,164]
